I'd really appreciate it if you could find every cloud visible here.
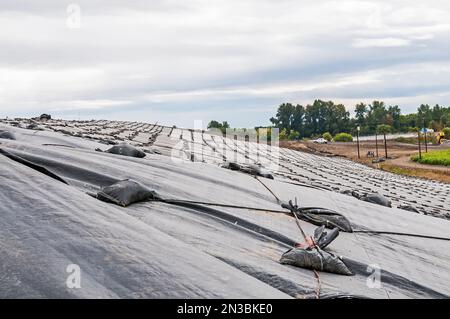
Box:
[0,0,450,127]
[352,37,411,48]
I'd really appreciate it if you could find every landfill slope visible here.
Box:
[0,121,449,299]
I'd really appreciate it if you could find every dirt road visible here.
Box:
[281,139,450,183]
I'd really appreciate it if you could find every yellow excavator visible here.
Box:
[437,131,446,144]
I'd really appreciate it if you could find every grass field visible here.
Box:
[411,149,450,166]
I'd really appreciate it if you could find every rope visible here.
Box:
[253,176,312,243]
[156,198,450,242]
[157,199,287,214]
[291,205,309,243]
[353,230,450,242]
[253,175,281,204]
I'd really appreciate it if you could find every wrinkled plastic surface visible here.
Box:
[0,123,449,299]
[0,130,15,140]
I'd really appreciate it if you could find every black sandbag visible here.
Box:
[248,164,274,179]
[397,204,421,213]
[281,200,353,232]
[300,208,353,233]
[314,226,339,249]
[222,162,274,179]
[97,179,158,207]
[0,130,16,140]
[360,193,391,207]
[39,113,51,120]
[280,247,353,276]
[26,123,40,130]
[105,143,146,158]
[222,161,241,171]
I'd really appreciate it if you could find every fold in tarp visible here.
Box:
[0,123,449,299]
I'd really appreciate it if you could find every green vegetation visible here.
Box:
[279,128,288,140]
[207,120,230,134]
[269,100,450,140]
[322,132,332,141]
[334,133,353,142]
[411,149,450,166]
[210,103,450,142]
[288,130,300,140]
[395,137,418,145]
[383,166,414,176]
[443,127,450,139]
[376,124,391,134]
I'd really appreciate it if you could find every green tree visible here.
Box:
[270,103,295,132]
[354,103,367,127]
[207,120,230,134]
[387,105,401,131]
[291,104,305,137]
[417,104,432,128]
[367,101,387,132]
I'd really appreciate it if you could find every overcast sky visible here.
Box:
[1,0,450,128]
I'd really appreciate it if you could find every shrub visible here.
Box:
[395,137,417,145]
[279,129,288,140]
[322,132,332,141]
[333,133,353,142]
[411,149,450,166]
[288,130,300,140]
[443,127,450,140]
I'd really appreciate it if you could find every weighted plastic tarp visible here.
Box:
[1,123,450,299]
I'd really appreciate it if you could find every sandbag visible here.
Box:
[248,164,274,179]
[361,193,391,208]
[105,143,146,158]
[397,204,421,213]
[314,226,339,249]
[0,130,15,140]
[222,161,242,171]
[26,123,42,130]
[221,162,274,179]
[97,180,158,207]
[342,190,392,208]
[300,208,353,233]
[39,113,51,120]
[281,200,353,232]
[280,247,353,276]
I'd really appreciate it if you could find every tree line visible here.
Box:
[269,100,450,139]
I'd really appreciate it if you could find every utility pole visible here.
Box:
[417,130,422,159]
[423,119,428,153]
[356,126,361,159]
[375,131,379,157]
[384,132,388,158]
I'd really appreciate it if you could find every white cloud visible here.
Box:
[0,0,450,126]
[352,37,411,48]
